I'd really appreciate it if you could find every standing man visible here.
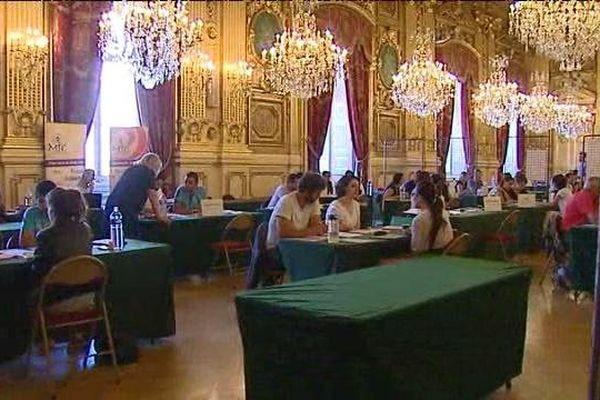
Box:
[578,151,587,181]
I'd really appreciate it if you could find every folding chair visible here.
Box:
[245,222,284,289]
[28,256,118,391]
[540,211,568,287]
[483,210,520,262]
[211,213,255,275]
[443,233,472,256]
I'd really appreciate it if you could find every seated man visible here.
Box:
[266,173,300,208]
[266,172,326,249]
[20,180,57,248]
[562,176,599,231]
[173,171,206,214]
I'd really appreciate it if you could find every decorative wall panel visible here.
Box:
[249,93,286,148]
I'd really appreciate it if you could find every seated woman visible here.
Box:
[497,176,518,204]
[77,169,96,194]
[431,174,450,205]
[383,173,403,201]
[550,174,572,216]
[173,172,206,214]
[325,175,361,232]
[411,181,453,253]
[34,188,93,307]
[20,180,57,248]
[514,171,528,194]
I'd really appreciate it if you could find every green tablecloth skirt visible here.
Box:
[279,235,410,281]
[236,256,531,400]
[138,213,257,276]
[224,199,267,212]
[568,225,598,292]
[0,239,175,362]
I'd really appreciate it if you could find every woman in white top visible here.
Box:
[325,175,361,231]
[550,174,573,216]
[411,180,454,253]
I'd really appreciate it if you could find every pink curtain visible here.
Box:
[52,1,109,135]
[136,81,176,180]
[436,43,479,173]
[496,124,509,181]
[436,100,454,174]
[307,95,333,172]
[345,45,370,183]
[309,5,373,179]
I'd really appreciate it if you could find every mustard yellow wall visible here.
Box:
[0,1,596,207]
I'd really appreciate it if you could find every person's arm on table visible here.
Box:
[173,187,191,215]
[148,189,170,225]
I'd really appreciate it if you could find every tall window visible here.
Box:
[503,115,518,177]
[86,61,139,190]
[319,69,354,179]
[445,80,466,178]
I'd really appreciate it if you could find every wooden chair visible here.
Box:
[211,213,255,275]
[28,256,118,389]
[443,233,472,256]
[6,233,18,249]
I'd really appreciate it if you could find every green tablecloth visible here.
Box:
[0,239,175,362]
[507,203,555,253]
[382,199,411,225]
[138,213,257,276]
[278,233,411,281]
[236,256,531,400]
[450,210,510,260]
[225,198,267,212]
[568,224,599,292]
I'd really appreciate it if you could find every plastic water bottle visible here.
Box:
[109,206,125,250]
[366,180,373,197]
[327,214,339,243]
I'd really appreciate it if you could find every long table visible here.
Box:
[278,230,411,281]
[236,256,531,400]
[0,239,175,362]
[568,224,599,292]
[224,198,268,213]
[138,212,258,276]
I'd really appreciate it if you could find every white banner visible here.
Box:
[44,122,86,188]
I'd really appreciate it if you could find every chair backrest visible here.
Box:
[498,209,520,235]
[443,233,472,256]
[6,234,18,249]
[542,211,567,260]
[223,213,255,242]
[246,222,269,289]
[39,256,108,306]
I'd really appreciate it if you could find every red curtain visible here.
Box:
[516,120,526,171]
[136,81,176,180]
[345,45,370,182]
[307,95,333,172]
[436,100,454,174]
[436,43,479,172]
[52,1,109,135]
[496,124,509,181]
[309,5,373,179]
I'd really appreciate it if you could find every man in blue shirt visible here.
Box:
[20,180,57,247]
[174,171,207,214]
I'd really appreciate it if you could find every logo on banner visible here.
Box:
[110,127,150,188]
[44,123,86,189]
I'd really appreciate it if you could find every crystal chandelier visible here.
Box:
[391,28,455,118]
[472,55,519,128]
[225,61,254,96]
[555,102,592,139]
[509,1,600,71]
[261,0,348,99]
[98,0,204,89]
[8,28,48,84]
[518,73,558,133]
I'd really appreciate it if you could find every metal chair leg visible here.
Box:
[102,302,120,384]
[539,256,553,286]
[224,248,233,276]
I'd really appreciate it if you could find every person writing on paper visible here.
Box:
[173,172,206,214]
[326,175,361,232]
[562,176,600,231]
[105,152,169,238]
[76,169,96,194]
[383,173,404,201]
[497,176,518,204]
[266,172,326,248]
[410,180,453,253]
[34,188,92,279]
[267,173,300,208]
[20,180,57,248]
[550,174,573,216]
